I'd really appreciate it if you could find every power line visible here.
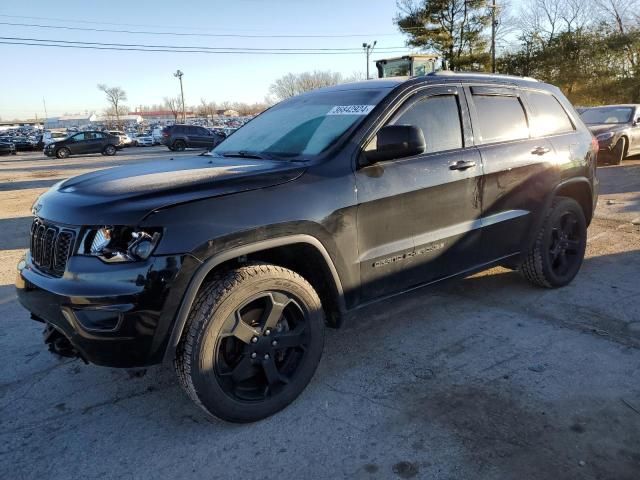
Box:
[0,35,404,52]
[0,40,412,56]
[0,14,408,35]
[0,20,410,39]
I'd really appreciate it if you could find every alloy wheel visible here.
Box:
[549,210,581,276]
[214,291,309,402]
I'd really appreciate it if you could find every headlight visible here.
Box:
[596,131,615,141]
[83,226,161,262]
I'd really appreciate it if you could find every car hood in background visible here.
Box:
[586,124,629,136]
[34,155,306,225]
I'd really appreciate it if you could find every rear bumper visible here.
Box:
[15,252,199,367]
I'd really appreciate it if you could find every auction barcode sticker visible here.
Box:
[327,105,375,115]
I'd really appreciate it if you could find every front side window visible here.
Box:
[391,94,463,153]
[527,91,574,136]
[213,88,390,159]
[473,95,529,143]
[72,133,86,141]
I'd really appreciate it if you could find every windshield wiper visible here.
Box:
[221,150,269,160]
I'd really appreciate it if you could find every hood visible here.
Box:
[35,155,306,226]
[586,123,628,136]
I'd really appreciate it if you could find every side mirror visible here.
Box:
[635,117,640,125]
[364,125,426,164]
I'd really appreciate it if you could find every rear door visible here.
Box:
[466,85,559,261]
[355,85,484,301]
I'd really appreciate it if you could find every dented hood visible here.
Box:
[34,155,305,226]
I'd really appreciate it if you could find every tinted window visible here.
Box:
[473,95,529,143]
[392,94,463,153]
[72,133,86,141]
[94,132,104,139]
[527,91,574,136]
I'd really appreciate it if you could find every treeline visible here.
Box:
[397,0,640,105]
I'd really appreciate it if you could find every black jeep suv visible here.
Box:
[161,124,224,151]
[17,73,598,422]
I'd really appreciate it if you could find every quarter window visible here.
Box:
[392,94,463,153]
[473,95,529,143]
[526,91,574,136]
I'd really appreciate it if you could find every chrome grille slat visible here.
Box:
[29,218,76,278]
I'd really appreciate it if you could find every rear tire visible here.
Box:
[520,197,587,288]
[56,148,70,159]
[103,144,117,156]
[175,263,325,423]
[173,140,186,151]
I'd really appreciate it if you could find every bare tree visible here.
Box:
[97,84,127,128]
[269,71,344,101]
[163,96,182,122]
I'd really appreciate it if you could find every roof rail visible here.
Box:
[426,70,539,82]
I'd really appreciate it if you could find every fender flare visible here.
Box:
[163,234,345,363]
[522,176,593,255]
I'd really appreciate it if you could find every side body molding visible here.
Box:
[163,234,345,363]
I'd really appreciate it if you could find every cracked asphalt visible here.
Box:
[1,148,639,479]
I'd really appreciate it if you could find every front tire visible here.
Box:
[610,138,625,165]
[520,197,587,288]
[175,263,325,423]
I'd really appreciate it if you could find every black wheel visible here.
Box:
[56,147,70,159]
[175,263,325,423]
[610,138,625,165]
[103,144,117,156]
[521,197,587,288]
[173,140,186,151]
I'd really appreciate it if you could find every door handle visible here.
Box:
[531,146,551,155]
[449,160,477,171]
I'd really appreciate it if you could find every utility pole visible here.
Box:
[42,97,48,123]
[174,69,185,123]
[490,0,497,73]
[362,41,377,79]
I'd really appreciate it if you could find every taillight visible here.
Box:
[591,136,599,151]
[162,132,169,137]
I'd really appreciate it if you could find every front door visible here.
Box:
[67,132,88,154]
[355,85,484,301]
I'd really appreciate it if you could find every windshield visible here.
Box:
[212,88,390,159]
[581,107,634,124]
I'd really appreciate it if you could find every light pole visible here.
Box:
[362,41,377,79]
[174,69,185,123]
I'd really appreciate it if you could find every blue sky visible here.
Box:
[0,0,416,120]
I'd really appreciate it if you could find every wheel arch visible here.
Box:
[164,234,346,363]
[553,177,594,226]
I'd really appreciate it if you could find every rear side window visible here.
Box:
[526,91,574,136]
[392,94,463,153]
[473,95,529,143]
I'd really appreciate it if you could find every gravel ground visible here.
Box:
[0,148,639,480]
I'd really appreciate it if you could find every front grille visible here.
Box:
[30,218,76,277]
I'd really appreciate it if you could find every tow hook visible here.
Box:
[43,324,84,362]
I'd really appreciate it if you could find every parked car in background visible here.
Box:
[17,73,597,423]
[43,131,69,146]
[580,104,640,164]
[44,131,120,158]
[107,130,133,148]
[0,139,16,155]
[161,124,224,151]
[134,134,154,147]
